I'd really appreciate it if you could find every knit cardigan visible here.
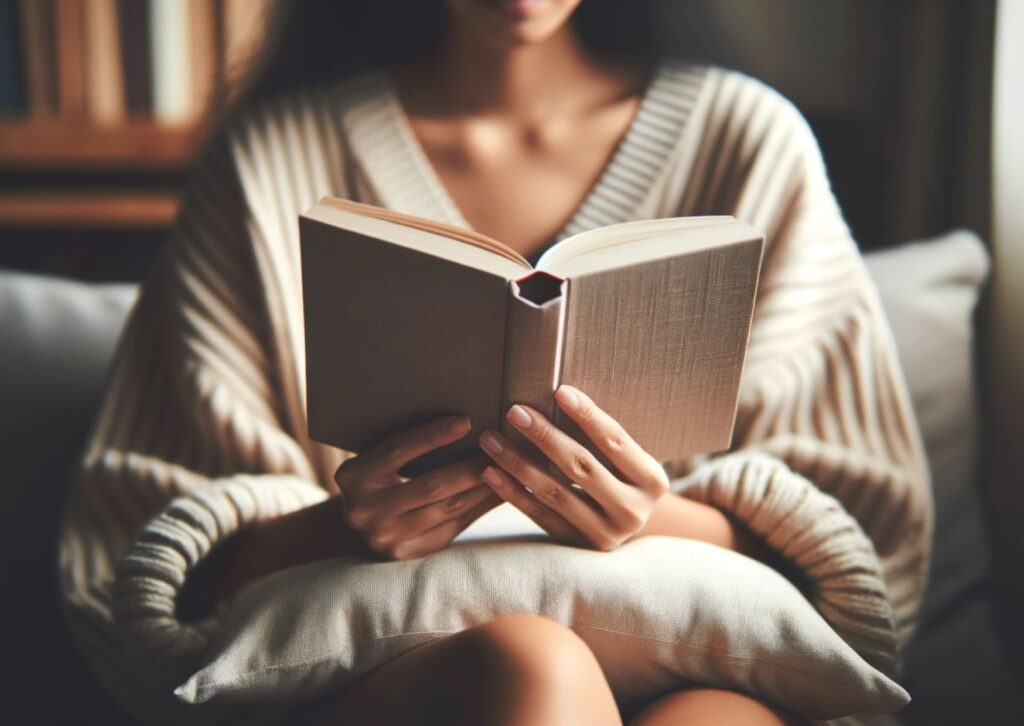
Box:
[58,60,933,722]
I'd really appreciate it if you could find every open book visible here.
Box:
[300,197,764,476]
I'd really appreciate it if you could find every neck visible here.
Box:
[422,20,603,117]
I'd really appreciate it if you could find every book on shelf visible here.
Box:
[0,0,27,115]
[18,0,57,115]
[117,0,151,114]
[300,197,765,476]
[84,0,124,123]
[149,0,190,121]
[3,0,270,125]
[55,0,85,116]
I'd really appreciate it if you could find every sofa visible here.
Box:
[1,230,1021,723]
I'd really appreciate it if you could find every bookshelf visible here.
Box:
[0,0,269,232]
[0,189,181,226]
[0,119,203,227]
[0,120,201,170]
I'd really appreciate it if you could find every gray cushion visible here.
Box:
[0,270,136,525]
[177,518,908,720]
[0,268,136,569]
[864,231,1024,724]
[0,270,137,723]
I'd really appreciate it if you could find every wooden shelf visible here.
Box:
[0,190,180,227]
[0,120,206,171]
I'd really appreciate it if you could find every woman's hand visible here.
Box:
[335,415,503,561]
[191,416,498,611]
[477,385,670,552]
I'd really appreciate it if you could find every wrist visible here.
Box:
[315,495,374,559]
[214,496,367,605]
[288,494,370,561]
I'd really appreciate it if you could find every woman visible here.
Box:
[58,0,932,724]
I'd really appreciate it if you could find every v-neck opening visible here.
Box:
[340,59,708,251]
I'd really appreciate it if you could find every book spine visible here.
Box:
[498,272,568,461]
[84,0,125,124]
[118,0,151,114]
[19,0,56,116]
[151,0,191,122]
[55,0,85,117]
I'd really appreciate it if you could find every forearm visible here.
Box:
[630,492,812,596]
[628,491,772,562]
[224,495,373,592]
[178,495,370,618]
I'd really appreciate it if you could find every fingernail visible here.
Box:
[556,385,580,410]
[482,466,502,487]
[507,405,532,428]
[480,431,503,453]
[446,415,471,437]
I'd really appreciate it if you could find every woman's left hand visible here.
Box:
[477,385,670,552]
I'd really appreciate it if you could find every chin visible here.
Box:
[447,0,584,49]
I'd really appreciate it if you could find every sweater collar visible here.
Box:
[338,59,708,242]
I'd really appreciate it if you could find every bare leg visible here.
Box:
[301,613,622,726]
[627,687,810,726]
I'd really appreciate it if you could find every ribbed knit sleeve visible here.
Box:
[663,70,933,680]
[56,113,338,722]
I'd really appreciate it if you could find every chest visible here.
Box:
[405,98,642,259]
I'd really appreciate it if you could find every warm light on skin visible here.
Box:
[446,0,584,49]
[393,0,649,253]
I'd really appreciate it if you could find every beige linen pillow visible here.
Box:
[176,503,908,720]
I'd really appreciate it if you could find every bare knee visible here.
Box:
[306,615,619,726]
[461,614,598,684]
[456,614,621,726]
[629,687,805,726]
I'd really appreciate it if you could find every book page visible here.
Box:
[536,215,735,272]
[319,196,532,269]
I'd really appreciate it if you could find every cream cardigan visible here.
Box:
[58,60,932,721]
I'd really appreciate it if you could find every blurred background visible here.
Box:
[0,0,997,278]
[0,0,270,280]
[1,0,1022,724]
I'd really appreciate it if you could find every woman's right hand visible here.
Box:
[334,414,503,561]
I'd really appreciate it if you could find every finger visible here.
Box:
[394,482,499,539]
[394,489,505,560]
[481,465,584,545]
[373,455,489,519]
[502,404,628,516]
[479,429,609,543]
[554,386,668,494]
[358,415,472,479]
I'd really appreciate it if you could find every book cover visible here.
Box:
[300,198,764,476]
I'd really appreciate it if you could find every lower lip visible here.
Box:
[494,0,545,19]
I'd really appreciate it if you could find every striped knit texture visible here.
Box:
[57,60,932,723]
